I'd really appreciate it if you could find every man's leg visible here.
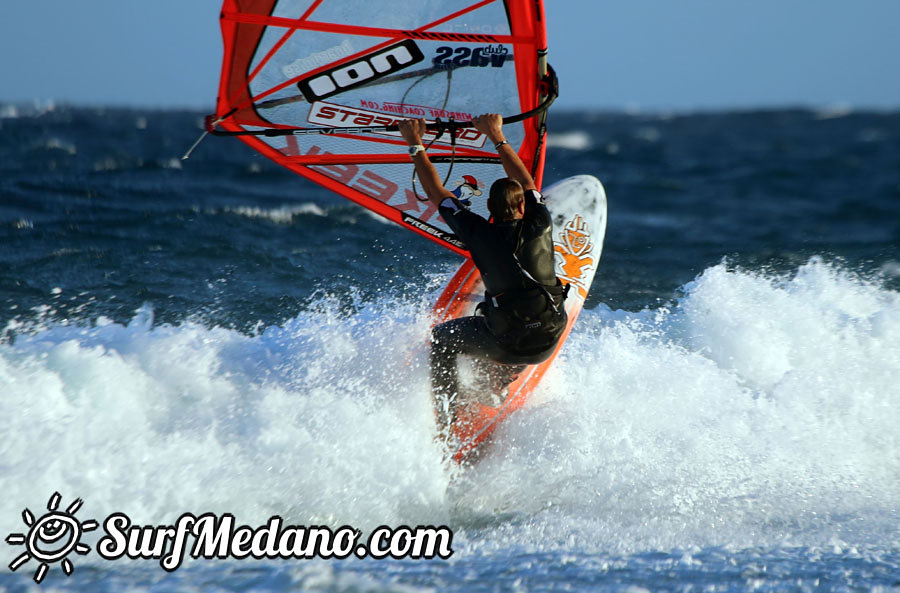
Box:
[471,359,527,400]
[430,316,508,435]
[430,315,560,438]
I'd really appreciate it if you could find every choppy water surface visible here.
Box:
[1,105,899,591]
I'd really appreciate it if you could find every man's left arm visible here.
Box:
[472,113,537,192]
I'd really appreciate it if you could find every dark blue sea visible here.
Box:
[1,103,899,592]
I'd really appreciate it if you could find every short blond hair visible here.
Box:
[487,178,524,221]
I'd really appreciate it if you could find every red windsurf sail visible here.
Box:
[212,0,554,256]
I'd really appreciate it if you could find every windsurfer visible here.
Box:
[398,114,568,437]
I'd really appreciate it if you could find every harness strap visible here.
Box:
[512,253,561,315]
[493,219,562,315]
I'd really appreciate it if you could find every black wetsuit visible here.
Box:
[430,189,567,426]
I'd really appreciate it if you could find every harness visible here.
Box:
[479,220,569,355]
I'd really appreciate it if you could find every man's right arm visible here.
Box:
[397,118,454,208]
[472,113,536,192]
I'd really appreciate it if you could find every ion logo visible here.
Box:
[6,492,97,584]
[298,40,424,102]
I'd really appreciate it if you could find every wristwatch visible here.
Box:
[408,144,426,157]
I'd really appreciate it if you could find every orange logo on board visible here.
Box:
[554,215,594,298]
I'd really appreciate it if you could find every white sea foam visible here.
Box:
[0,100,56,120]
[39,137,77,155]
[0,104,18,119]
[1,258,898,558]
[881,260,900,278]
[159,157,183,170]
[814,104,853,120]
[455,258,900,552]
[633,126,661,143]
[224,203,328,223]
[546,131,592,151]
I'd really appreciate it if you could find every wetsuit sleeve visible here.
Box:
[439,198,489,246]
[523,189,551,227]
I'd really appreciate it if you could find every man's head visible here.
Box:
[487,178,525,221]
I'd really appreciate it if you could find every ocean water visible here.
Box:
[1,104,899,592]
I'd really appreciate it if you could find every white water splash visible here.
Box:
[1,259,898,558]
[455,258,900,552]
[223,203,328,224]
